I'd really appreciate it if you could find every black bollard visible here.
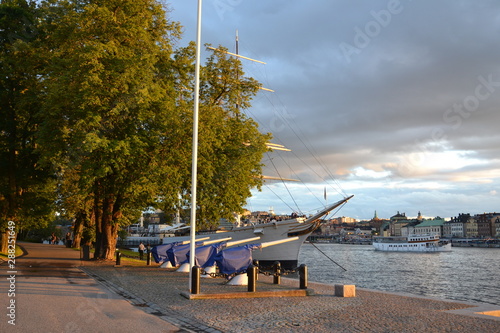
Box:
[273,261,281,285]
[299,264,308,289]
[191,265,201,294]
[247,265,257,292]
[146,250,151,266]
[115,250,121,266]
[253,260,259,281]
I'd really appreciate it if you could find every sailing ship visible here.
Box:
[145,28,354,270]
[161,195,353,269]
[372,233,452,252]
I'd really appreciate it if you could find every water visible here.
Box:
[298,243,500,306]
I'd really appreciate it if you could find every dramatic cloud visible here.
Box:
[169,0,500,219]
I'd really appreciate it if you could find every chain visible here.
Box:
[201,264,299,279]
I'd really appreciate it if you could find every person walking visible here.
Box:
[138,242,146,260]
[65,232,72,248]
[51,232,57,245]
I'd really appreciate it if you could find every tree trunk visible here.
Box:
[0,229,9,254]
[72,211,84,248]
[92,185,103,259]
[95,196,118,260]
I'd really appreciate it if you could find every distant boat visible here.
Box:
[372,234,452,252]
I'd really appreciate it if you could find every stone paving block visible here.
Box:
[334,284,356,297]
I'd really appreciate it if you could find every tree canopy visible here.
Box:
[0,0,270,258]
[0,0,56,253]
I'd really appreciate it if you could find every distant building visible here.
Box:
[379,221,391,237]
[464,217,478,238]
[401,221,420,236]
[444,213,469,238]
[389,211,409,236]
[474,212,500,238]
[369,211,384,235]
[413,218,446,236]
[331,216,357,224]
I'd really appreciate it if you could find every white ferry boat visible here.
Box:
[372,234,452,252]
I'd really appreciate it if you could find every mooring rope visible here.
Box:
[310,242,347,271]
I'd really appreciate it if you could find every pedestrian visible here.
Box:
[51,232,57,245]
[138,242,146,260]
[65,232,72,248]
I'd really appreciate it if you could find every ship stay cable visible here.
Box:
[222,38,349,215]
[309,242,347,271]
[242,50,348,200]
[270,99,347,199]
[262,183,296,213]
[267,156,301,213]
[246,80,348,205]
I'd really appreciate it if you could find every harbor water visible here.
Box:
[298,243,500,306]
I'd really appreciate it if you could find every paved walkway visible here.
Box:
[1,242,500,332]
[0,242,184,332]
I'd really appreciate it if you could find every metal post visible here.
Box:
[273,261,281,285]
[189,0,203,293]
[191,266,201,294]
[253,260,259,281]
[146,249,151,266]
[115,250,121,266]
[247,265,257,292]
[299,264,308,289]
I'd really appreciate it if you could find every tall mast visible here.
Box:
[235,30,240,113]
[235,29,239,55]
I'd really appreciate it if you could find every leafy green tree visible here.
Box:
[151,43,271,230]
[36,0,270,259]
[38,0,184,259]
[194,46,270,228]
[0,0,55,253]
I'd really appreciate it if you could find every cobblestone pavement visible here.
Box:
[81,264,500,333]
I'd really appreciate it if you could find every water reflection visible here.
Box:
[299,243,500,306]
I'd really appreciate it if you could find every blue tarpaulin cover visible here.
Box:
[214,244,262,275]
[151,243,178,264]
[186,243,225,268]
[166,243,191,266]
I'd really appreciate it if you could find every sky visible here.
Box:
[166,0,500,220]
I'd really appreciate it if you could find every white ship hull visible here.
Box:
[373,234,452,252]
[163,219,316,268]
[162,196,353,269]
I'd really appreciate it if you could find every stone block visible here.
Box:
[334,284,356,297]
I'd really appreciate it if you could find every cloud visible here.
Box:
[170,0,500,219]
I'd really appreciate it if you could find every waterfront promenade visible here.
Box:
[1,243,500,332]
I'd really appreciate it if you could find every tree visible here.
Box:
[152,43,271,229]
[0,0,55,253]
[193,46,270,228]
[38,0,184,259]
[37,0,270,259]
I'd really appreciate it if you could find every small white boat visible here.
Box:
[372,234,452,252]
